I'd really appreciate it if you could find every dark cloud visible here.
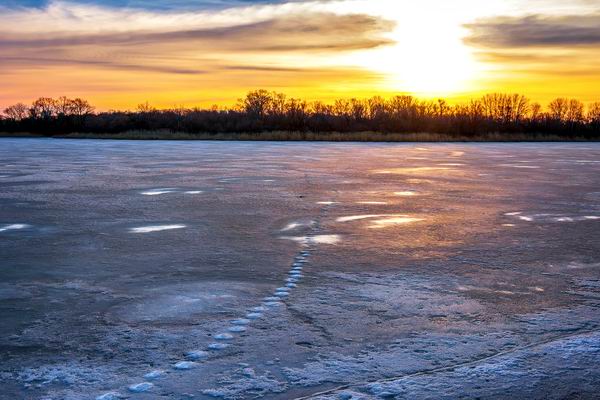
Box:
[0,56,206,74]
[465,14,600,48]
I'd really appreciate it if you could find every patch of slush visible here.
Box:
[129,224,186,233]
[0,223,30,232]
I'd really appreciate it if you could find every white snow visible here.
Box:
[141,188,176,196]
[129,224,186,233]
[0,224,30,232]
[215,333,234,340]
[228,326,247,333]
[143,370,164,380]
[128,382,153,393]
[246,312,262,319]
[208,343,230,350]
[96,392,122,400]
[174,361,197,370]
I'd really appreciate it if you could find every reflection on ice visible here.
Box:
[279,235,342,245]
[394,191,417,197]
[337,215,385,223]
[281,221,314,232]
[337,214,423,229]
[368,216,424,229]
[373,167,451,175]
[130,225,186,233]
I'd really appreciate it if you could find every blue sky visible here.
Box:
[0,0,285,10]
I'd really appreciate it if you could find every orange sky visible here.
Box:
[1,0,600,110]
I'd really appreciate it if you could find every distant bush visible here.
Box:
[1,91,599,139]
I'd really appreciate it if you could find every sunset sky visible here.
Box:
[1,0,599,110]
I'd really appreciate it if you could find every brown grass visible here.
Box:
[57,130,596,142]
[2,130,596,142]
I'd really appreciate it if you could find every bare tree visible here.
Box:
[3,103,29,121]
[588,102,600,124]
[30,97,58,120]
[548,98,568,121]
[241,90,272,117]
[70,98,95,117]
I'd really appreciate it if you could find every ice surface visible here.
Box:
[3,141,600,400]
[185,351,208,361]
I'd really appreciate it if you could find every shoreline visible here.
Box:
[1,131,598,142]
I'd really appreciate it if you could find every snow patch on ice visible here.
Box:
[0,223,30,232]
[143,370,164,380]
[141,188,177,196]
[215,333,234,340]
[128,382,153,393]
[174,361,197,370]
[208,343,230,350]
[129,224,186,233]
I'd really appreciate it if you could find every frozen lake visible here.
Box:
[1,139,600,399]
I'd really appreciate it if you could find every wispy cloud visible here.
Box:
[466,14,600,47]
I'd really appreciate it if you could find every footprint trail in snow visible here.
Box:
[96,201,336,399]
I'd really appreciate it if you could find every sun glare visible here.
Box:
[335,0,503,97]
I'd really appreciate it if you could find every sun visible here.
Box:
[335,0,495,98]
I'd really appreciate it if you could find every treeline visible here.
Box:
[2,90,600,138]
